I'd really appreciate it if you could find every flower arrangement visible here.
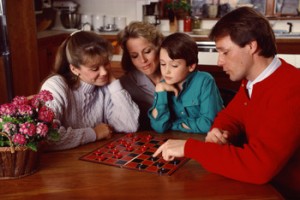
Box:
[0,90,60,151]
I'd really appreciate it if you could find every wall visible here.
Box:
[73,0,138,25]
[74,0,300,33]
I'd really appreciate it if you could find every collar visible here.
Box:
[246,56,281,97]
[77,80,96,93]
[182,71,197,89]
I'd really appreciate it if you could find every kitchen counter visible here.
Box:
[37,29,300,65]
[38,29,300,40]
[37,29,120,39]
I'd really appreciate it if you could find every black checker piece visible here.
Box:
[154,162,164,167]
[136,163,147,170]
[158,168,170,174]
[169,159,181,165]
[148,157,159,162]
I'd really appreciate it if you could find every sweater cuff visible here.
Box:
[154,91,168,106]
[84,128,97,144]
[184,138,204,158]
[108,79,122,93]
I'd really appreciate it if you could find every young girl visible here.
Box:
[148,32,223,134]
[40,31,139,150]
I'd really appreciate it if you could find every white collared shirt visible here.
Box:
[246,56,281,97]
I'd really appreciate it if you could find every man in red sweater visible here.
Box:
[153,7,300,199]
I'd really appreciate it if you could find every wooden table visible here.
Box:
[0,131,284,199]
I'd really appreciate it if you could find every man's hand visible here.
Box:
[152,139,187,161]
[205,128,230,144]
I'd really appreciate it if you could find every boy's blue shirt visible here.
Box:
[148,71,223,134]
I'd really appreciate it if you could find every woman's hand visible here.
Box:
[93,123,113,140]
[205,128,230,145]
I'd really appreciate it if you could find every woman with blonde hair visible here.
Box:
[117,21,164,130]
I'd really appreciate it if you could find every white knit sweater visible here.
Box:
[41,75,139,150]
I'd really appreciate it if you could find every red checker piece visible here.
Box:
[146,134,153,141]
[126,133,134,138]
[97,154,106,161]
[112,148,119,154]
[140,145,148,151]
[126,145,134,152]
[114,152,123,159]
[107,143,115,149]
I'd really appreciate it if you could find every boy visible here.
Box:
[148,32,223,133]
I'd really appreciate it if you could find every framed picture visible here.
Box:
[190,0,207,16]
[276,0,300,16]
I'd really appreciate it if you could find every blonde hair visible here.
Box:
[117,21,164,72]
[53,31,113,88]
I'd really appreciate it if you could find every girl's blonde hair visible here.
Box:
[53,31,113,88]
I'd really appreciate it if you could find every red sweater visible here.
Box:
[185,59,300,197]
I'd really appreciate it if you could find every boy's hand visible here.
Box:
[155,82,179,96]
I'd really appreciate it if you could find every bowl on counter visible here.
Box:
[60,12,81,29]
[192,29,210,36]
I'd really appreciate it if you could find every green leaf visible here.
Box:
[26,142,38,152]
[48,130,60,142]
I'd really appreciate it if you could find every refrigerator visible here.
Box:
[0,0,13,103]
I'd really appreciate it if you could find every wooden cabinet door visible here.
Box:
[6,0,39,96]
[0,57,8,104]
[37,34,68,83]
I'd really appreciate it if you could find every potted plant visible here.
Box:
[165,0,192,20]
[0,90,60,179]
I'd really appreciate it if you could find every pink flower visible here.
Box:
[30,90,53,108]
[19,122,36,137]
[12,96,29,106]
[3,122,17,134]
[38,90,54,102]
[36,122,48,137]
[0,103,17,116]
[0,90,60,151]
[17,104,33,116]
[12,133,27,145]
[38,106,55,123]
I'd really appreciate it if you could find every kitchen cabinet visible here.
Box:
[37,33,124,81]
[0,57,8,104]
[4,0,39,99]
[276,38,300,54]
[37,33,68,82]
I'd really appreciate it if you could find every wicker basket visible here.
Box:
[0,132,40,179]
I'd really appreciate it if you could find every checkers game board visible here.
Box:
[79,133,189,176]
